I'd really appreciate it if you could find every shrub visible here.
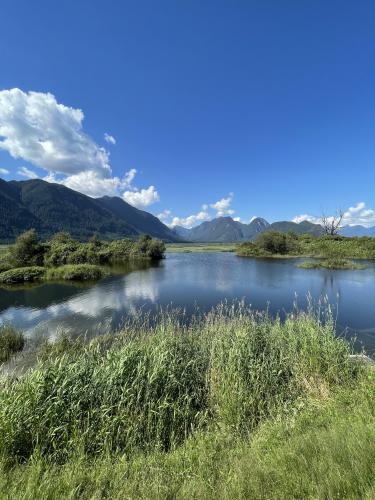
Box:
[11,230,45,267]
[46,264,106,281]
[44,239,79,267]
[255,231,299,255]
[0,325,25,363]
[135,234,166,260]
[0,267,45,284]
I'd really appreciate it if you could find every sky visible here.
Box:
[1,0,375,227]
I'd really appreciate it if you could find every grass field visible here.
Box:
[166,243,236,252]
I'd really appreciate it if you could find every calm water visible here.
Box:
[1,252,375,355]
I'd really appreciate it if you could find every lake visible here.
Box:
[1,252,375,356]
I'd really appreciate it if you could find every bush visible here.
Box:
[43,235,79,267]
[46,264,102,281]
[0,325,25,362]
[255,231,300,255]
[0,266,45,284]
[46,264,106,281]
[11,230,45,267]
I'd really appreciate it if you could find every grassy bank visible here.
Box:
[0,306,373,498]
[166,243,235,252]
[237,231,375,265]
[0,231,165,284]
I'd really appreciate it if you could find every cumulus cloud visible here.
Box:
[157,209,171,221]
[62,171,128,197]
[0,168,9,175]
[123,186,160,209]
[0,88,110,176]
[0,89,160,206]
[18,166,38,179]
[210,193,235,217]
[292,202,375,227]
[170,210,210,228]
[342,202,375,226]
[104,132,116,145]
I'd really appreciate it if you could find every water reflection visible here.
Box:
[0,253,374,354]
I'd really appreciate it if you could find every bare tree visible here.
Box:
[321,210,344,236]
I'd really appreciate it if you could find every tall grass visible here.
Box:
[0,325,25,363]
[0,305,357,465]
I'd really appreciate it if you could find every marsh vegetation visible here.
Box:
[237,231,375,267]
[0,230,165,284]
[0,306,373,498]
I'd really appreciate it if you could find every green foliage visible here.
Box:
[0,325,25,363]
[255,231,300,255]
[237,232,375,260]
[137,234,166,259]
[0,306,357,464]
[0,266,46,284]
[43,232,165,267]
[0,308,372,497]
[11,229,45,267]
[2,231,165,284]
[46,264,106,281]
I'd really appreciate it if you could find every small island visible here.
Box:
[0,230,165,285]
[236,231,373,269]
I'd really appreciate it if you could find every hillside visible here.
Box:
[174,216,325,242]
[0,178,179,242]
[339,225,375,237]
[268,220,323,236]
[174,217,270,243]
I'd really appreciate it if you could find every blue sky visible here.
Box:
[1,0,375,227]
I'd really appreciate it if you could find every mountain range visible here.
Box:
[1,177,375,243]
[0,178,179,242]
[173,217,324,242]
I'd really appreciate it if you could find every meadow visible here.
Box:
[0,305,373,498]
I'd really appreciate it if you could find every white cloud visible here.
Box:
[292,214,319,224]
[18,166,38,179]
[124,168,137,186]
[0,89,159,206]
[292,202,375,227]
[0,88,111,176]
[62,171,128,197]
[157,209,171,221]
[170,210,210,228]
[104,132,116,145]
[233,217,242,222]
[342,202,375,227]
[210,193,235,217]
[0,168,9,175]
[123,186,160,209]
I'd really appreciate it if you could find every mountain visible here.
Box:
[175,217,325,243]
[172,225,193,240]
[176,217,270,243]
[268,220,323,236]
[0,178,180,242]
[97,195,179,241]
[339,225,375,237]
